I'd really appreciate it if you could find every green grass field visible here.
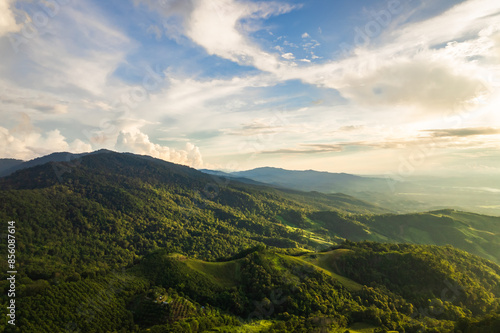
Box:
[185,258,242,287]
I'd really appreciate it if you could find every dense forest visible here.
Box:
[0,150,499,332]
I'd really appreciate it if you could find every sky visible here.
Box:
[0,0,499,176]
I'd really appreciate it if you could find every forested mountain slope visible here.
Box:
[0,150,499,332]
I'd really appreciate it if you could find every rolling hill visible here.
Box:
[13,245,500,332]
[0,149,499,332]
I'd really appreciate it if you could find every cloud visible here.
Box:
[146,73,276,118]
[146,24,162,40]
[261,143,343,154]
[223,120,281,136]
[339,58,487,111]
[338,125,365,132]
[132,0,498,119]
[2,2,132,97]
[0,87,69,114]
[0,114,92,160]
[185,0,298,71]
[0,0,20,37]
[423,127,500,137]
[135,0,298,72]
[116,128,204,168]
[277,0,500,114]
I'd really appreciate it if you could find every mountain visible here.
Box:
[0,158,23,175]
[227,167,389,193]
[206,167,500,216]
[202,167,429,213]
[0,150,499,332]
[0,150,98,177]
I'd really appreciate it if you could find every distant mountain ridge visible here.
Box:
[202,167,500,216]
[0,150,113,177]
[0,158,23,175]
[202,167,389,193]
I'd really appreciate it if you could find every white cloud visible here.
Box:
[185,0,295,71]
[277,0,500,115]
[281,52,295,60]
[116,128,204,168]
[0,0,20,37]
[0,82,70,114]
[339,57,486,111]
[301,32,310,38]
[2,2,132,97]
[135,0,298,72]
[145,73,276,118]
[0,114,92,160]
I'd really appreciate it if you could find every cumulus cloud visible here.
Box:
[281,52,295,60]
[116,128,204,168]
[0,114,92,160]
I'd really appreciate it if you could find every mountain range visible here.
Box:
[201,167,500,216]
[0,150,498,332]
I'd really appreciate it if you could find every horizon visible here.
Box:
[1,0,500,177]
[6,148,500,181]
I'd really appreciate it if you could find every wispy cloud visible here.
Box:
[261,144,343,155]
[423,127,500,137]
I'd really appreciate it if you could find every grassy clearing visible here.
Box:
[299,250,363,292]
[280,251,363,292]
[185,259,241,288]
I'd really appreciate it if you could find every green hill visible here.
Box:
[0,150,499,332]
[279,209,500,264]
[12,245,500,332]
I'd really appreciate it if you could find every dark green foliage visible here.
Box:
[16,273,148,333]
[335,242,500,317]
[0,151,498,332]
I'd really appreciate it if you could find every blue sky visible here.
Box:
[1,0,499,177]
